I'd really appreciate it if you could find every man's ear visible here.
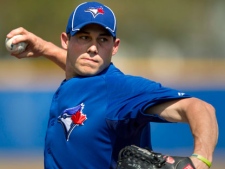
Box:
[61,32,69,49]
[112,38,120,56]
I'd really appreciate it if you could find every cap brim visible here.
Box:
[70,22,116,37]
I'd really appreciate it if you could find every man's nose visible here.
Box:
[87,40,98,55]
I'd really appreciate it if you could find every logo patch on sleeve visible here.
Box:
[58,103,87,141]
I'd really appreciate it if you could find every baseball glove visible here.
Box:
[116,145,196,169]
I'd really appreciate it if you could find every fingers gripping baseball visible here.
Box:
[5,34,28,54]
[6,27,46,58]
[116,145,196,169]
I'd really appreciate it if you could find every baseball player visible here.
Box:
[6,1,218,169]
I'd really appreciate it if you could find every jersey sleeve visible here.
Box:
[105,75,191,122]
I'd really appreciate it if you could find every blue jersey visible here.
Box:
[44,63,191,169]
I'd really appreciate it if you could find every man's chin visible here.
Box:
[78,70,99,77]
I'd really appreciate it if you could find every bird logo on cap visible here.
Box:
[85,6,105,18]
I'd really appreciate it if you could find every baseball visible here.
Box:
[5,35,28,54]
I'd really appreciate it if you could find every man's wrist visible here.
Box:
[191,154,212,168]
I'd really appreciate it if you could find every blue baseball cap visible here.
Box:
[66,2,117,37]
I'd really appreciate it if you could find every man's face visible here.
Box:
[63,24,120,79]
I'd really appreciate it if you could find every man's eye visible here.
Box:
[99,38,108,42]
[80,36,89,40]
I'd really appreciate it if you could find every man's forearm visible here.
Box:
[185,99,218,163]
